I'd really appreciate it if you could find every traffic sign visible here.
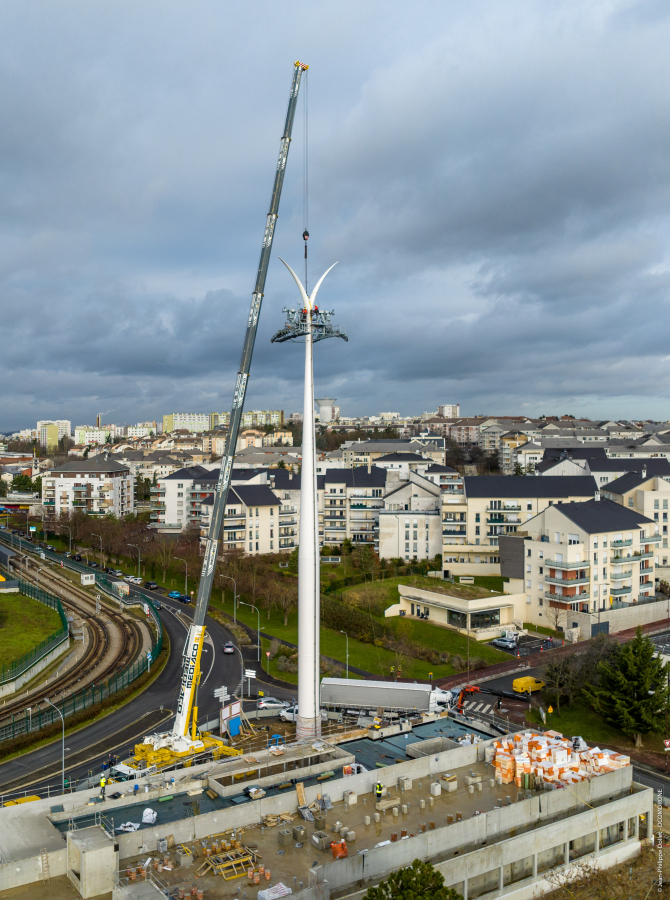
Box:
[664,739,670,751]
[548,705,554,714]
[244,669,256,679]
[29,526,36,532]
[214,686,230,702]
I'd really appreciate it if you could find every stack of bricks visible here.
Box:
[489,730,630,788]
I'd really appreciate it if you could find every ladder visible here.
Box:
[40,848,50,882]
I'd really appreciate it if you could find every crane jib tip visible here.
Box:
[294,61,309,70]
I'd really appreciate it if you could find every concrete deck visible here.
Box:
[0,875,110,900]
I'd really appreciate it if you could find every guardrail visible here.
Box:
[0,533,163,745]
[0,574,69,687]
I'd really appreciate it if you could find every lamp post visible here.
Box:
[91,533,103,568]
[240,601,261,662]
[44,697,65,793]
[127,543,140,577]
[175,557,188,595]
[220,575,237,624]
[340,630,349,679]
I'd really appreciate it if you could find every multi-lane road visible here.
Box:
[0,586,296,798]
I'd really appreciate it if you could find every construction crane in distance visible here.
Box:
[137,61,309,764]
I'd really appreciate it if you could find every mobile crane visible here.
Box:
[134,62,309,767]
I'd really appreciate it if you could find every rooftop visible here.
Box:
[552,497,655,534]
[464,475,597,499]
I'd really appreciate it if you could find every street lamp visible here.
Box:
[239,601,261,662]
[127,543,140,578]
[340,630,349,679]
[175,557,188,595]
[91,533,103,567]
[44,697,65,793]
[220,575,237,624]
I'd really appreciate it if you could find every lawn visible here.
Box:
[0,592,64,667]
[340,575,499,617]
[455,575,506,593]
[221,589,506,680]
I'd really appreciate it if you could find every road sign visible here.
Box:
[664,739,670,751]
[548,705,554,714]
[244,669,256,679]
[214,686,230,702]
[29,526,36,532]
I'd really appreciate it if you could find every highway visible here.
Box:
[0,587,295,798]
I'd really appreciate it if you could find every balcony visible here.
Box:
[612,551,653,562]
[487,504,521,512]
[351,525,377,533]
[443,527,467,536]
[43,500,55,506]
[545,573,590,586]
[642,534,662,543]
[544,558,590,569]
[325,525,346,532]
[349,493,383,500]
[610,570,633,581]
[545,590,590,602]
[350,513,377,522]
[611,585,632,596]
[611,539,632,547]
[487,516,521,524]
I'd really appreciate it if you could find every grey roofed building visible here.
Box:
[377,452,428,462]
[463,475,597,498]
[323,465,388,488]
[48,458,130,474]
[600,472,655,494]
[426,463,459,474]
[551,496,654,533]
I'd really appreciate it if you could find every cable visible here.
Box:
[303,68,309,292]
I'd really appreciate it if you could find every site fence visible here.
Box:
[0,575,69,687]
[0,534,163,745]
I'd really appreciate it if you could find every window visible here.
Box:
[270,541,273,549]
[526,563,531,573]
[177,483,183,488]
[256,508,259,516]
[526,580,531,589]
[255,541,259,551]
[554,532,560,543]
[539,566,543,574]
[654,499,660,509]
[470,609,500,629]
[448,610,467,628]
[475,526,480,535]
[538,582,544,591]
[664,500,668,510]
[475,513,480,522]
[538,549,543,559]
[527,502,532,510]
[249,543,253,551]
[177,492,183,497]
[527,548,531,557]
[270,508,273,516]
[628,498,634,507]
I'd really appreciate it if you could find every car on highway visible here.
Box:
[152,599,162,610]
[89,562,99,568]
[179,594,191,603]
[167,591,181,599]
[112,569,123,577]
[145,581,159,590]
[45,545,55,551]
[123,575,134,582]
[72,554,82,562]
[222,641,235,654]
[129,576,143,584]
[257,697,289,711]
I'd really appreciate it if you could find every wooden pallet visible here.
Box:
[196,850,254,880]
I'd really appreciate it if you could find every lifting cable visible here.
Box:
[302,68,309,292]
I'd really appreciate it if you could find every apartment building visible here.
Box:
[422,464,463,491]
[42,459,133,517]
[441,476,598,577]
[262,429,293,446]
[38,420,71,448]
[236,429,265,450]
[536,448,670,486]
[199,484,282,554]
[240,410,284,428]
[341,440,444,467]
[378,473,442,561]
[74,426,115,445]
[322,466,387,548]
[601,472,670,564]
[500,497,661,634]
[150,466,267,531]
[498,431,532,473]
[201,431,229,458]
[437,403,460,418]
[162,413,212,433]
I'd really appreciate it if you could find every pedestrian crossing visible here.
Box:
[462,700,494,715]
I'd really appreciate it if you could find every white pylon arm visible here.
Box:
[279,258,338,309]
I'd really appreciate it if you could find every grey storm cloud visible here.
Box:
[1,0,670,430]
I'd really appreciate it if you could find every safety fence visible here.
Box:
[0,577,69,686]
[0,534,164,745]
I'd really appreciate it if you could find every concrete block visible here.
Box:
[401,804,408,814]
[398,776,412,792]
[278,829,293,847]
[313,814,327,831]
[468,784,475,795]
[343,790,357,807]
[176,850,191,868]
[430,783,441,797]
[346,831,355,841]
[477,782,483,792]
[374,813,380,823]
[292,825,306,841]
[465,773,481,786]
[446,781,457,793]
[392,807,399,817]
[311,830,330,851]
[419,799,425,809]
[364,816,371,826]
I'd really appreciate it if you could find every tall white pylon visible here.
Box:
[274,258,344,740]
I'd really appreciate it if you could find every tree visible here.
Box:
[275,580,298,626]
[544,604,567,634]
[513,462,524,476]
[363,859,462,900]
[542,655,579,714]
[105,433,113,444]
[583,627,670,748]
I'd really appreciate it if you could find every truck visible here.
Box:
[319,678,452,716]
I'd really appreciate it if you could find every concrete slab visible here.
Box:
[0,874,111,900]
[0,800,65,859]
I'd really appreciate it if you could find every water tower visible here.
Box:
[315,398,336,423]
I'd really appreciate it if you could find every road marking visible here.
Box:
[201,633,216,687]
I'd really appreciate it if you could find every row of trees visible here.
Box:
[543,628,670,748]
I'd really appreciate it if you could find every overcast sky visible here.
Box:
[2,1,670,430]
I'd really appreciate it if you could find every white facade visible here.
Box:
[37,420,71,440]
[74,427,114,446]
[42,461,133,517]
[437,403,460,418]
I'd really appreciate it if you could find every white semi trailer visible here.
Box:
[320,678,452,716]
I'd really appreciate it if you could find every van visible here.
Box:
[513,676,545,694]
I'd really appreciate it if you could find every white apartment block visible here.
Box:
[74,427,115,445]
[500,497,661,635]
[441,476,598,577]
[42,459,133,517]
[199,484,282,555]
[437,403,460,418]
[601,472,670,563]
[240,410,284,428]
[378,473,443,561]
[37,420,71,440]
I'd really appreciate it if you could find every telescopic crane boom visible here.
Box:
[143,61,308,756]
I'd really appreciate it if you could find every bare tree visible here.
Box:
[275,580,298,626]
[544,604,568,635]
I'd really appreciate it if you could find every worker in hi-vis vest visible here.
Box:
[100,776,106,799]
[374,781,383,801]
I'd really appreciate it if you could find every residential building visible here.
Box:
[437,403,460,418]
[39,423,59,450]
[373,452,432,479]
[498,431,532,473]
[441,476,598,577]
[236,429,265,450]
[341,439,444,467]
[378,473,442,561]
[601,472,670,563]
[536,448,670,486]
[500,497,662,635]
[74,426,115,446]
[201,431,229,458]
[322,466,387,549]
[422,464,463,491]
[199,484,282,555]
[37,420,71,446]
[162,413,212,433]
[150,466,267,532]
[261,429,293,446]
[42,459,133,517]
[240,410,284,428]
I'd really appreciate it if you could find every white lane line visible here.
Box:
[473,703,484,712]
[201,633,216,686]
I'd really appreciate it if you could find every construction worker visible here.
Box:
[374,781,383,802]
[100,775,106,800]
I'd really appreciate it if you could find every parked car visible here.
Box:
[129,576,143,584]
[222,641,235,654]
[112,569,123,577]
[513,676,546,695]
[168,591,182,599]
[491,637,517,651]
[279,705,298,722]
[145,581,159,590]
[257,697,289,711]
